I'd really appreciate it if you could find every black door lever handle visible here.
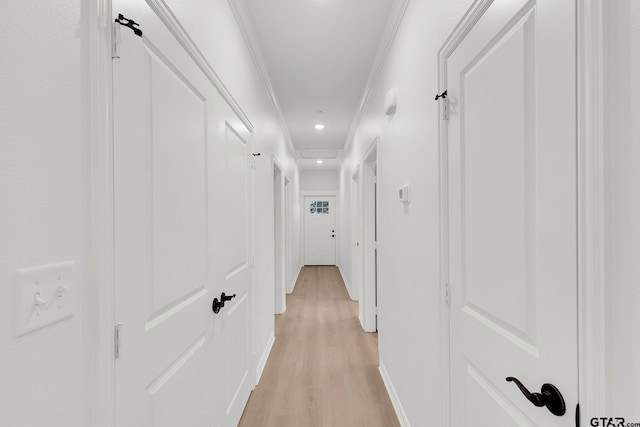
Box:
[506,377,566,416]
[212,292,237,314]
[221,292,236,303]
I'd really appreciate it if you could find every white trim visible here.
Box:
[90,1,115,426]
[379,359,410,427]
[437,38,452,427]
[273,156,287,315]
[300,190,339,197]
[287,264,303,294]
[227,0,295,154]
[343,0,410,155]
[337,264,356,300]
[350,164,362,304]
[361,141,378,333]
[255,332,275,385]
[282,176,293,303]
[142,0,255,132]
[577,0,607,420]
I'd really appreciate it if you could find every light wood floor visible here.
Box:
[238,266,400,427]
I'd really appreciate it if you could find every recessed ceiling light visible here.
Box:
[316,159,324,164]
[314,124,325,130]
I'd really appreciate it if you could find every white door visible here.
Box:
[113,1,253,425]
[304,195,336,265]
[212,120,254,426]
[446,0,577,425]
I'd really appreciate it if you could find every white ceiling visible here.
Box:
[244,0,396,168]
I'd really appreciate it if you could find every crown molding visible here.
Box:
[228,0,296,155]
[342,0,410,155]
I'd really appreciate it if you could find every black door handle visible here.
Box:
[212,292,237,314]
[506,377,566,416]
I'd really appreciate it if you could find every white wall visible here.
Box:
[605,0,640,419]
[0,0,298,425]
[0,1,87,425]
[300,169,340,192]
[338,1,473,424]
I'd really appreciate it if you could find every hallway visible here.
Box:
[239,266,399,427]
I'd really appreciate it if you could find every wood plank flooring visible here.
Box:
[238,266,400,427]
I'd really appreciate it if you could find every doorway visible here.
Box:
[274,160,286,314]
[351,165,362,304]
[303,195,337,265]
[284,177,292,294]
[361,141,378,333]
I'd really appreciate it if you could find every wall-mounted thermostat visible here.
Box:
[399,185,410,203]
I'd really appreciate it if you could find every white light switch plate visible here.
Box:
[14,261,75,337]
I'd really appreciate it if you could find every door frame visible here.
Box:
[301,191,339,266]
[437,1,607,425]
[90,1,260,424]
[273,156,286,314]
[351,164,362,303]
[284,176,292,294]
[361,139,378,333]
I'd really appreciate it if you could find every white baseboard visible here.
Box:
[379,359,411,427]
[337,264,356,300]
[287,264,302,294]
[255,332,275,385]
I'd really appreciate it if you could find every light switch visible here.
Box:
[14,261,75,337]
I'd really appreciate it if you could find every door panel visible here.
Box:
[224,124,249,274]
[304,196,336,265]
[148,337,209,427]
[447,0,577,425]
[149,46,208,313]
[113,1,254,425]
[217,121,253,426]
[462,13,537,345]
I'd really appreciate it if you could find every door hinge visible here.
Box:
[115,14,143,37]
[112,14,143,59]
[111,22,121,59]
[444,282,451,305]
[114,323,123,359]
[575,403,580,427]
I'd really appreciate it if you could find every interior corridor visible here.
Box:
[239,266,399,427]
